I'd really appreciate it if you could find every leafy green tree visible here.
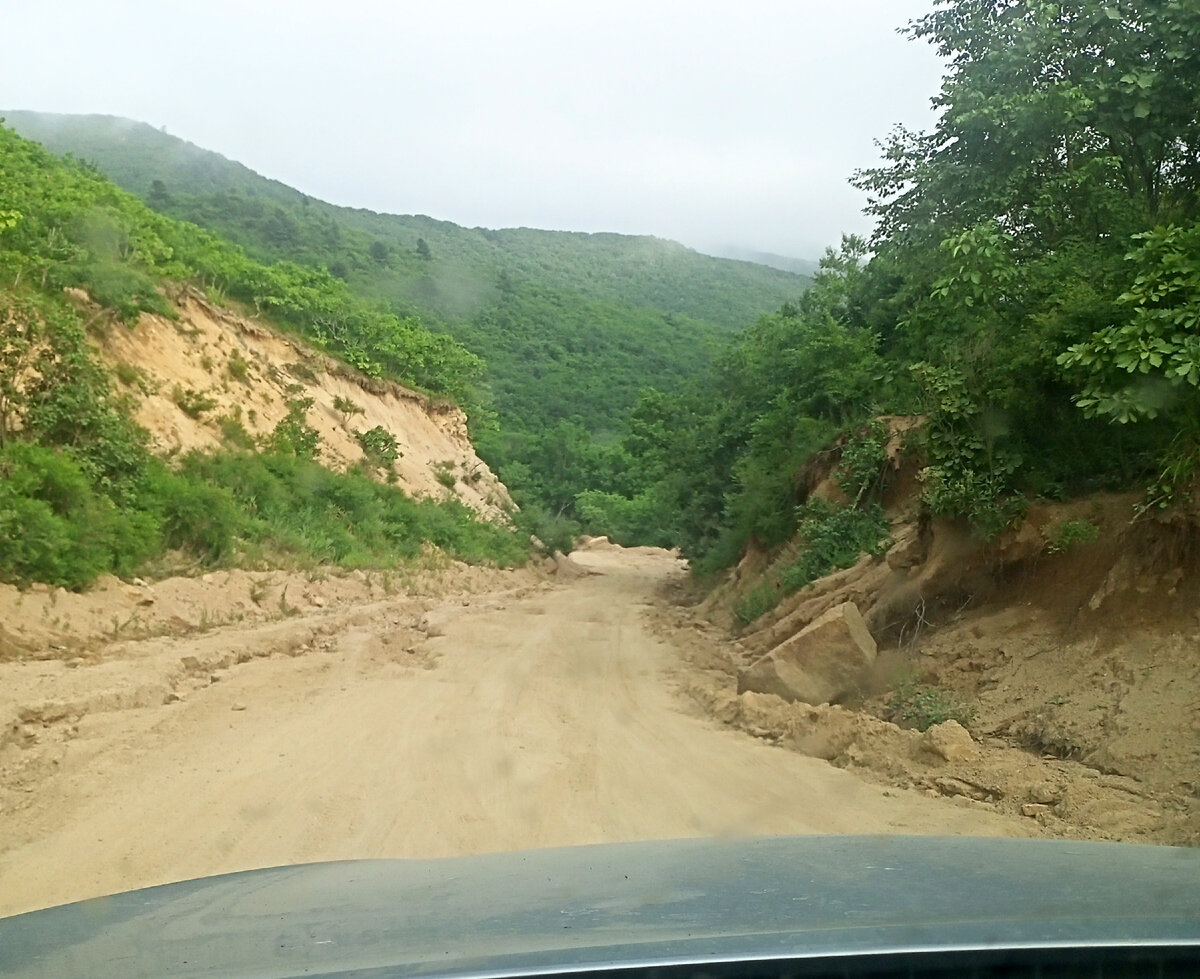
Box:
[1059,221,1200,503]
[266,397,322,459]
[855,0,1200,248]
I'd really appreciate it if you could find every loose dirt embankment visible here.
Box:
[85,288,512,520]
[1,542,1041,918]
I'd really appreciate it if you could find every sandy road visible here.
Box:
[0,544,1026,917]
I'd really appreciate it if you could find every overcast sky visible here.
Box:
[5,1,944,259]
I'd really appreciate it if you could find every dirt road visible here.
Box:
[0,544,1028,917]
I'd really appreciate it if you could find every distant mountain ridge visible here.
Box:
[706,245,821,277]
[2,111,809,330]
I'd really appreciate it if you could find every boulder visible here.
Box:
[921,719,978,763]
[737,601,877,705]
[885,521,928,571]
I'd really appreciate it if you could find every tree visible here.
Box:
[1058,221,1200,503]
[416,237,432,261]
[148,179,171,206]
[855,1,1200,249]
[843,0,1200,514]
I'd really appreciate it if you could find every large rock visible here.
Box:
[737,601,877,705]
[921,720,978,763]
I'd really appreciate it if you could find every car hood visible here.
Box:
[1,835,1198,978]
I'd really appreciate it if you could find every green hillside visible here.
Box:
[3,110,810,531]
[0,124,528,588]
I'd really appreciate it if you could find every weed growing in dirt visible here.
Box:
[433,460,457,488]
[171,385,218,419]
[734,582,778,626]
[248,577,271,606]
[1045,518,1101,554]
[356,426,401,468]
[887,675,977,732]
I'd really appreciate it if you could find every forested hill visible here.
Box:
[1,111,808,331]
[4,111,813,536]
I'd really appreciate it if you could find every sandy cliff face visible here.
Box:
[85,290,512,521]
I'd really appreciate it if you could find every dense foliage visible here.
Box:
[0,126,527,587]
[0,125,481,401]
[586,0,1200,567]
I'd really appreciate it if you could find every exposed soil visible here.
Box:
[675,494,1200,847]
[82,287,511,520]
[0,541,1040,918]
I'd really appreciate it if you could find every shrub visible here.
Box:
[227,351,250,383]
[266,397,321,459]
[836,420,889,504]
[113,361,142,388]
[76,261,173,322]
[734,582,778,626]
[777,499,890,595]
[142,462,242,562]
[171,384,218,419]
[216,413,255,449]
[0,443,158,587]
[1045,518,1101,554]
[887,675,977,732]
[513,503,579,556]
[356,425,400,468]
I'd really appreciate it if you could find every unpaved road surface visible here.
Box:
[0,544,1028,917]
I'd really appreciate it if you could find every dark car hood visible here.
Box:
[1,835,1198,978]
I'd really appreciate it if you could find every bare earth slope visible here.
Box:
[0,543,1028,917]
[85,287,512,520]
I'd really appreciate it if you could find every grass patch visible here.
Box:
[735,500,892,626]
[886,675,977,732]
[0,443,529,590]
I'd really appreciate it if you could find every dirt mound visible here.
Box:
[678,424,1200,845]
[658,607,1194,845]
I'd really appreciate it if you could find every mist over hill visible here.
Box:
[5,110,812,527]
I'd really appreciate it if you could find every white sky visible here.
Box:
[5,1,944,258]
